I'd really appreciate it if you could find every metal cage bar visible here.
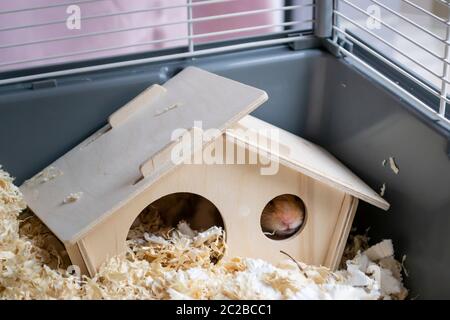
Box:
[0,4,311,50]
[0,20,312,69]
[338,43,449,123]
[0,0,105,15]
[1,0,447,123]
[334,11,448,81]
[0,35,310,86]
[332,0,450,123]
[0,0,315,82]
[333,25,450,104]
[315,0,333,37]
[340,0,445,61]
[0,0,237,32]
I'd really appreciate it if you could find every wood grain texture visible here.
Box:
[18,67,387,276]
[20,67,268,244]
[65,243,89,276]
[77,144,348,274]
[229,115,390,210]
[49,114,379,274]
[324,195,359,269]
[108,84,167,128]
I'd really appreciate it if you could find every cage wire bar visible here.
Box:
[329,0,450,123]
[0,5,309,51]
[0,0,448,124]
[440,10,450,116]
[0,0,315,85]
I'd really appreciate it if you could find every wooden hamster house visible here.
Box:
[20,67,389,276]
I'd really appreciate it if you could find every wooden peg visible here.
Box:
[139,127,199,180]
[108,84,167,128]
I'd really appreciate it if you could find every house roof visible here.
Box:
[20,67,268,244]
[228,115,390,211]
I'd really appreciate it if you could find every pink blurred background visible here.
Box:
[0,0,301,72]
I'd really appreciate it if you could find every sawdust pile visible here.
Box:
[0,167,407,300]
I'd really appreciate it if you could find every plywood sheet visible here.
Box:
[20,67,268,243]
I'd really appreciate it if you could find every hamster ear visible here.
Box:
[267,200,276,209]
[262,201,273,214]
[294,196,304,205]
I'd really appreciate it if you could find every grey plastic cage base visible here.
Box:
[0,45,449,299]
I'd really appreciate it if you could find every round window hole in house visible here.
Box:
[260,194,306,240]
[128,193,226,263]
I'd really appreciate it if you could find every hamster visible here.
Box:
[136,193,305,238]
[260,195,305,238]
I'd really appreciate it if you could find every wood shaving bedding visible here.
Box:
[380,183,386,197]
[0,167,407,300]
[389,157,400,175]
[63,192,83,204]
[22,166,63,187]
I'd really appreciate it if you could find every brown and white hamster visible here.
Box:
[260,194,305,238]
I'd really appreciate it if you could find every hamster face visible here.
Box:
[261,195,305,238]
